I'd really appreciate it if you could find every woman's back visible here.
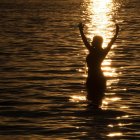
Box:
[86,49,105,76]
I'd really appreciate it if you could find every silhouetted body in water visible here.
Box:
[78,23,119,108]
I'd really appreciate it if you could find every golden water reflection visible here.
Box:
[107,132,122,137]
[81,0,121,101]
[70,95,86,103]
[83,0,116,47]
[82,0,120,82]
[101,96,121,110]
[71,0,127,115]
[69,95,122,110]
[76,2,123,111]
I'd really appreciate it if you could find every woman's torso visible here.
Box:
[86,49,106,78]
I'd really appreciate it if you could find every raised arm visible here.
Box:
[104,24,119,55]
[78,23,91,51]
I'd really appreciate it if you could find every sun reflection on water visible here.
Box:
[83,0,115,47]
[72,0,125,112]
[70,95,86,103]
[81,0,122,105]
[101,96,121,110]
[107,132,122,137]
[82,0,120,84]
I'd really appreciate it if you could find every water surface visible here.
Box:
[0,0,140,139]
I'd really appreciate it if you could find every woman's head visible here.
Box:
[92,36,103,49]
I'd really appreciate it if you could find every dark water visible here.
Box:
[0,0,140,139]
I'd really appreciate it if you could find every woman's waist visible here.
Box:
[87,68,102,73]
[87,70,104,76]
[87,74,106,82]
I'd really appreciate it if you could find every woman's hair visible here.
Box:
[92,36,103,47]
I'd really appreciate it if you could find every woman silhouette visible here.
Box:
[78,23,119,108]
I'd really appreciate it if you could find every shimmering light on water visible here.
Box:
[107,132,122,137]
[102,96,121,110]
[0,0,140,139]
[81,0,121,108]
[106,97,121,102]
[84,0,115,47]
[116,115,130,120]
[120,106,129,109]
[70,95,86,102]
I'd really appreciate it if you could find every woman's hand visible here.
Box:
[78,22,84,31]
